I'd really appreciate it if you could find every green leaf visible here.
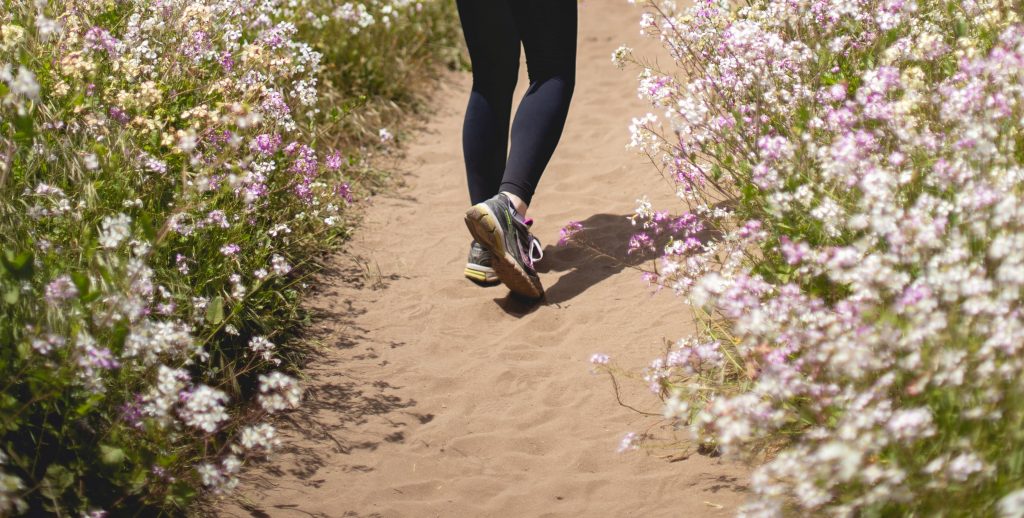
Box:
[75,393,105,416]
[710,164,723,181]
[110,321,129,352]
[70,272,90,296]
[42,464,74,499]
[16,340,30,360]
[205,296,224,325]
[13,113,34,142]
[100,445,126,465]
[1,250,34,280]
[167,481,197,507]
[955,18,968,38]
[0,392,16,410]
[139,213,157,241]
[128,466,148,492]
[3,288,17,305]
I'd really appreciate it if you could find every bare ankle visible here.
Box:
[502,192,528,218]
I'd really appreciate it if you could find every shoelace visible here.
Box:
[527,235,544,266]
[518,215,543,267]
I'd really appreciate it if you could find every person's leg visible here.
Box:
[501,0,578,216]
[455,0,521,205]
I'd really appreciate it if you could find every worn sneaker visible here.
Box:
[464,240,500,284]
[463,193,545,299]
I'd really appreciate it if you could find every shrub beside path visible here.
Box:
[217,1,749,516]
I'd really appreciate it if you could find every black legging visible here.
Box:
[455,0,577,206]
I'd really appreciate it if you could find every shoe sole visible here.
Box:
[464,204,544,299]
[464,263,499,284]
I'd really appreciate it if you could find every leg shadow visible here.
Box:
[535,213,658,305]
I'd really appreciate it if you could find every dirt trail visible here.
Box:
[218,1,749,516]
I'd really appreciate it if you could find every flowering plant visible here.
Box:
[0,0,457,514]
[593,0,1024,514]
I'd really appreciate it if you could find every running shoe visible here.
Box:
[463,193,545,299]
[464,240,500,284]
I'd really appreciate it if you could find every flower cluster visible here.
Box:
[0,0,457,514]
[606,0,1024,515]
[257,371,303,413]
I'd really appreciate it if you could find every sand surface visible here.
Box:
[217,1,749,516]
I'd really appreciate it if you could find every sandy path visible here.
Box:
[217,1,749,516]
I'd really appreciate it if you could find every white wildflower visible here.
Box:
[99,213,132,249]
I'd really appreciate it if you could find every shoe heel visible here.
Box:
[464,266,498,284]
[464,205,505,257]
[464,203,544,300]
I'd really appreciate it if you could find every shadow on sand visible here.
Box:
[492,213,659,315]
[225,259,427,518]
